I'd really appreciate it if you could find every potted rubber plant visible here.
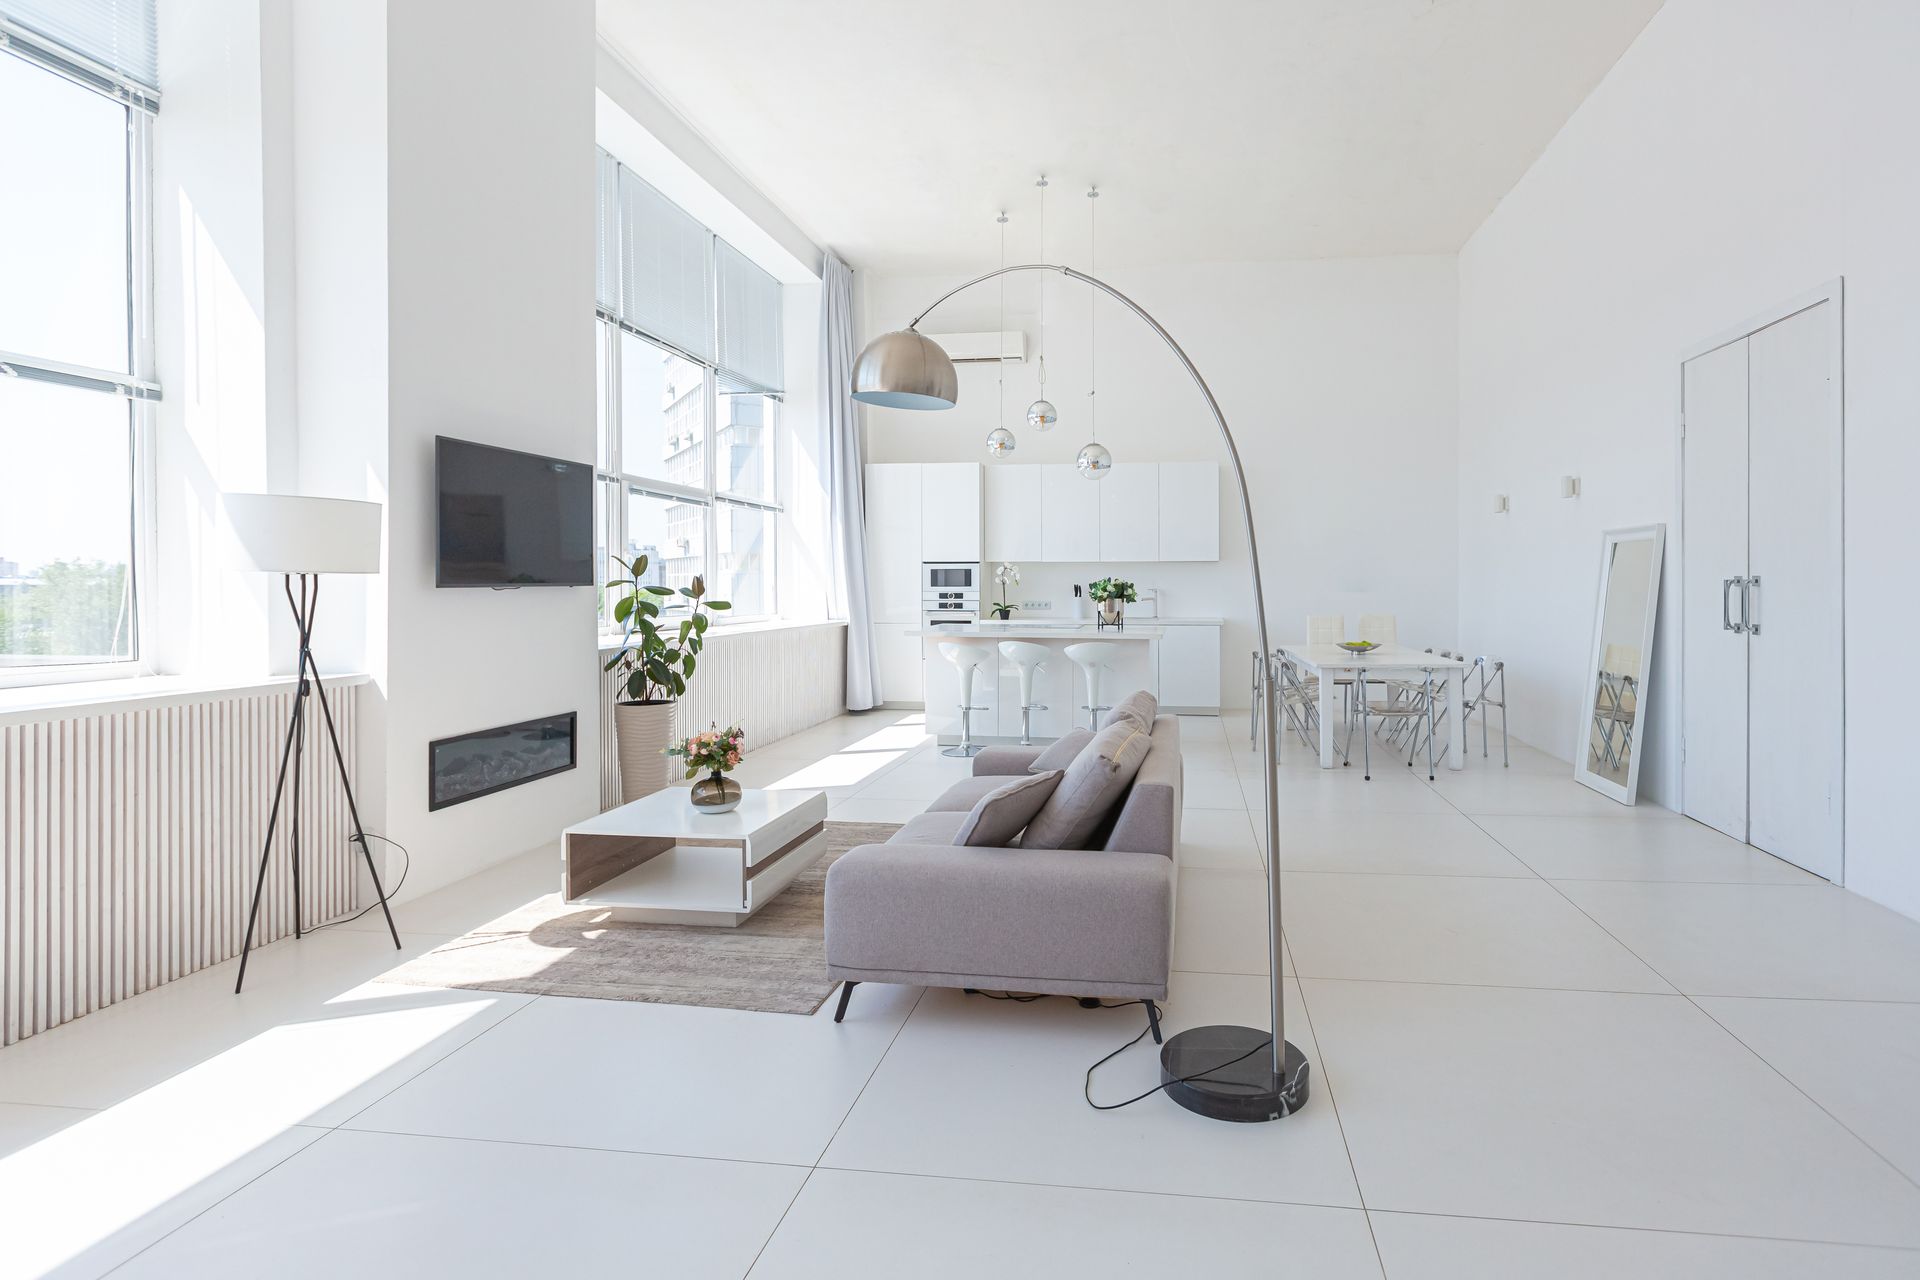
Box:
[604,554,729,803]
[1088,576,1137,627]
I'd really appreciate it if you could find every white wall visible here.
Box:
[860,256,1460,697]
[1456,0,1920,920]
[150,0,281,679]
[376,0,600,898]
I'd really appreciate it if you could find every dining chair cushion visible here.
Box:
[1021,720,1153,851]
[953,770,1064,848]
[1101,690,1158,733]
[1028,727,1094,773]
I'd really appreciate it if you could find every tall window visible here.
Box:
[595,152,783,625]
[0,15,158,686]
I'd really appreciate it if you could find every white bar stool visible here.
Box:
[998,641,1052,746]
[1064,641,1122,731]
[937,641,995,757]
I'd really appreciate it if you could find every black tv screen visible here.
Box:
[436,436,593,587]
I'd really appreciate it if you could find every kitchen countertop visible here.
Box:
[914,622,1167,639]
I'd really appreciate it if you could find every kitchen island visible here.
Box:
[914,619,1219,743]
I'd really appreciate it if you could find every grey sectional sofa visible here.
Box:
[824,715,1182,1026]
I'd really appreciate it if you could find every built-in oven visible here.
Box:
[921,562,980,627]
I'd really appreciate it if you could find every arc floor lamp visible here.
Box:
[853,264,1308,1122]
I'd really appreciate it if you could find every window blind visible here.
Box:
[0,0,157,105]
[617,167,714,367]
[597,148,784,395]
[595,150,619,313]
[714,238,784,396]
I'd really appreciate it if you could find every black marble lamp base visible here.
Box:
[1159,1025,1311,1122]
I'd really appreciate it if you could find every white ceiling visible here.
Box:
[598,0,1663,275]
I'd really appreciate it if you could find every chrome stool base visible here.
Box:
[943,703,990,757]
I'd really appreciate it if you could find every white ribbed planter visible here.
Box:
[614,700,677,804]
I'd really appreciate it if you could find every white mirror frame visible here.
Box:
[1574,522,1667,805]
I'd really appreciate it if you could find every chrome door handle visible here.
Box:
[1722,578,1745,633]
[1744,576,1760,636]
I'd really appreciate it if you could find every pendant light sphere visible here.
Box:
[1076,442,1113,479]
[985,427,1017,459]
[1025,399,1057,431]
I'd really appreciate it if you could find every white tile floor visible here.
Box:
[4,709,1920,1278]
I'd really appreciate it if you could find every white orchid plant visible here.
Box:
[989,563,1021,619]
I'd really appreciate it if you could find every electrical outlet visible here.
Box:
[1021,599,1051,611]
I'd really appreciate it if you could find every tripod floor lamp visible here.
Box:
[223,493,401,993]
[852,265,1308,1122]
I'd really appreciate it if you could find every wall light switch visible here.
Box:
[1492,494,1509,514]
[1559,476,1581,499]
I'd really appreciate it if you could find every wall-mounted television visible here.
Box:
[435,436,593,588]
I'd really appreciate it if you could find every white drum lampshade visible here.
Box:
[223,494,383,575]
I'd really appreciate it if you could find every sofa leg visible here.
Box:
[1144,999,1164,1045]
[834,981,858,1023]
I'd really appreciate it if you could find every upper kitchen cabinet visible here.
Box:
[984,464,1044,562]
[1157,462,1220,561]
[920,462,982,562]
[1040,464,1101,562]
[1097,463,1160,561]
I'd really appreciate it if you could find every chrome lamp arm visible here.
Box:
[860,263,1304,1117]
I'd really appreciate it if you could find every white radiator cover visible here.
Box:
[599,623,848,809]
[1,683,360,1046]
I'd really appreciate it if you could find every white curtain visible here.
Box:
[822,252,883,709]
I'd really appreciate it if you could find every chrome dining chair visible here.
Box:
[1276,649,1328,755]
[1348,663,1438,781]
[1253,650,1324,755]
[1462,655,1509,767]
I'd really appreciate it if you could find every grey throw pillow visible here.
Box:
[1101,689,1158,733]
[1020,719,1153,850]
[953,770,1064,847]
[1028,727,1094,773]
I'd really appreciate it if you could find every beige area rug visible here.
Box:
[375,821,900,1015]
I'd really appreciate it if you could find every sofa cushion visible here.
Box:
[886,810,968,845]
[953,770,1063,847]
[1020,719,1153,850]
[1028,727,1093,773]
[926,775,1013,813]
[1101,689,1158,733]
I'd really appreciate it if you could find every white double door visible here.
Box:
[1680,298,1843,880]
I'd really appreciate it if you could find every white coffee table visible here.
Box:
[561,787,829,927]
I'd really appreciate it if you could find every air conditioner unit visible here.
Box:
[926,330,1026,363]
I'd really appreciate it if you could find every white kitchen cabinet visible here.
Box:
[1040,464,1100,562]
[1157,462,1220,561]
[865,463,927,706]
[1156,623,1221,710]
[1098,464,1160,561]
[875,622,925,707]
[983,464,1044,562]
[864,463,923,621]
[919,462,982,562]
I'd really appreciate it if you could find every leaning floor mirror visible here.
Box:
[1576,523,1666,804]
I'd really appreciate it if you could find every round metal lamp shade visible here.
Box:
[851,329,958,410]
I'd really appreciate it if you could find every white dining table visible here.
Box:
[1277,643,1472,770]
